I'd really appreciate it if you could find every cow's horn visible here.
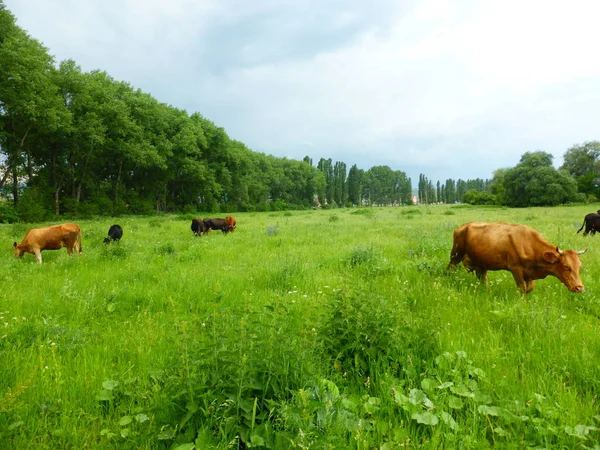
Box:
[577,248,588,255]
[556,246,563,255]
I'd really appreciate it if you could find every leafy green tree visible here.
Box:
[333,161,347,206]
[365,166,397,205]
[464,189,496,205]
[347,164,363,206]
[0,4,69,205]
[317,158,334,206]
[394,170,412,205]
[560,141,600,198]
[503,151,577,206]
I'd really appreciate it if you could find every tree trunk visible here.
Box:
[12,165,18,206]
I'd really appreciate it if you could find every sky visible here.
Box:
[5,0,600,184]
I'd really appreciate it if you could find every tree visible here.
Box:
[502,152,577,206]
[317,158,334,206]
[333,161,347,206]
[346,164,363,206]
[0,5,69,205]
[560,141,600,198]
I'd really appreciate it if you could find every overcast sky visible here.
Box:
[5,0,600,183]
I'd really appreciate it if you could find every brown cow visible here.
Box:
[13,223,82,263]
[447,222,587,293]
[225,215,236,232]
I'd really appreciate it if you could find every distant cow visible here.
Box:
[447,222,587,293]
[191,218,206,236]
[225,216,237,232]
[104,224,123,244]
[14,223,82,264]
[576,211,600,236]
[203,218,231,234]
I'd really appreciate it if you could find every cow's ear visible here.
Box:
[543,251,559,263]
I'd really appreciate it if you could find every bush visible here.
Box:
[16,187,50,223]
[0,201,19,223]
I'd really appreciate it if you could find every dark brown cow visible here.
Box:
[225,215,236,232]
[191,218,207,236]
[14,223,82,264]
[576,211,600,236]
[202,218,230,234]
[447,222,587,293]
[104,224,123,244]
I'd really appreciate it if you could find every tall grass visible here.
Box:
[1,205,599,448]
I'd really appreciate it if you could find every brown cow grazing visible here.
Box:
[447,222,587,293]
[14,223,82,264]
[225,215,236,232]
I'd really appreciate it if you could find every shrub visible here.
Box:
[0,201,19,223]
[16,187,49,222]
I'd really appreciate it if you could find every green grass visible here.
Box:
[1,205,600,448]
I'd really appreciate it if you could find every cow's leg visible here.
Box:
[524,279,535,292]
[475,268,488,283]
[510,269,528,292]
[34,248,43,264]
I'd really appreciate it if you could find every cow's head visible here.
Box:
[543,247,587,292]
[13,242,24,258]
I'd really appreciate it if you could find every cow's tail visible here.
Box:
[577,219,585,234]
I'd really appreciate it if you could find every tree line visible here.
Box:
[1,2,599,222]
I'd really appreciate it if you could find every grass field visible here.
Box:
[1,204,600,449]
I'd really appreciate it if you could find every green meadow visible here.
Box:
[1,204,600,449]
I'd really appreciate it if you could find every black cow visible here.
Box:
[203,218,231,234]
[104,224,123,244]
[577,211,600,236]
[191,218,206,236]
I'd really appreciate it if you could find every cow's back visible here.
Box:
[453,222,549,269]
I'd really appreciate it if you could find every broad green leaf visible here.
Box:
[119,415,132,426]
[412,412,439,426]
[173,444,195,450]
[158,426,176,440]
[102,380,119,390]
[135,413,149,424]
[448,396,464,410]
[451,384,475,398]
[478,405,500,416]
[96,390,113,401]
[8,421,23,430]
[421,378,437,393]
[437,381,454,390]
[564,426,588,440]
[440,411,459,430]
[493,426,507,436]
[408,389,427,405]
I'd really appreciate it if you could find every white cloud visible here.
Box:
[5,0,600,183]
